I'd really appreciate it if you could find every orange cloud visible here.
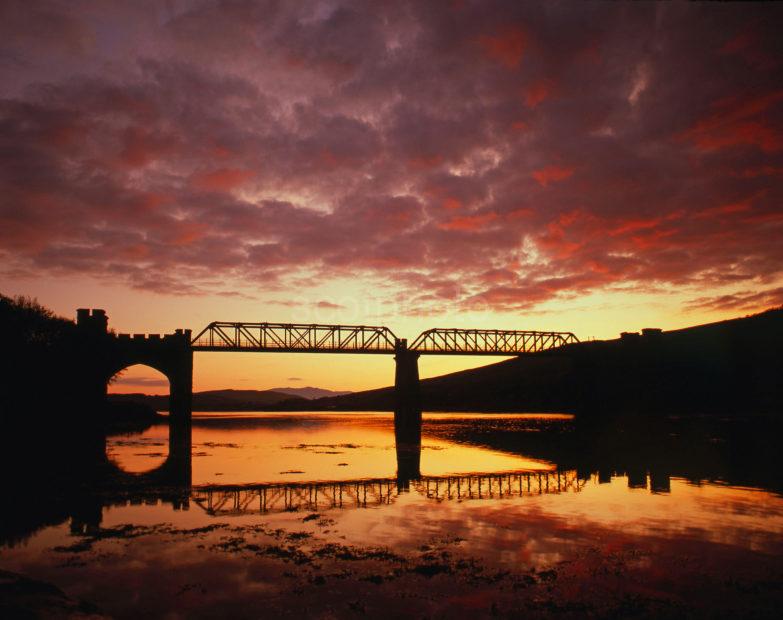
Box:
[536,214,584,259]
[525,78,555,108]
[132,191,169,212]
[734,165,783,178]
[439,212,498,231]
[507,207,532,219]
[679,90,783,153]
[609,217,662,236]
[118,126,173,168]
[692,121,782,153]
[697,198,753,219]
[532,165,574,187]
[479,26,527,69]
[720,30,755,55]
[629,229,676,250]
[192,168,254,191]
[407,154,443,170]
[167,221,208,246]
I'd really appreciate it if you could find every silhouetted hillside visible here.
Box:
[270,386,352,399]
[109,388,306,411]
[313,308,783,417]
[0,294,85,423]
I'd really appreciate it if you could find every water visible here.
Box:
[2,412,783,618]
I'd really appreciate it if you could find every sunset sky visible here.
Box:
[1,1,782,393]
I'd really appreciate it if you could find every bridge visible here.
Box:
[189,322,578,356]
[75,308,579,433]
[68,468,585,534]
[191,470,584,516]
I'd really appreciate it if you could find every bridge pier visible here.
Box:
[394,339,421,488]
[394,339,422,437]
[168,346,193,428]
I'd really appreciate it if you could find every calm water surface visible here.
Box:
[3,412,783,617]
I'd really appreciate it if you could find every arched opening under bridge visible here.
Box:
[107,363,170,474]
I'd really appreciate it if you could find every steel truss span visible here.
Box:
[409,328,579,355]
[190,322,579,355]
[190,322,399,354]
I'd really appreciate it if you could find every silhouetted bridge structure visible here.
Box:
[189,322,578,356]
[76,308,579,434]
[191,469,584,516]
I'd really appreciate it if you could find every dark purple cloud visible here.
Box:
[685,288,783,313]
[1,1,782,314]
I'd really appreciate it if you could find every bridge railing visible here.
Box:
[190,322,399,354]
[409,328,579,355]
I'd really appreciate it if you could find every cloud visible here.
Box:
[531,165,574,187]
[1,1,782,316]
[479,26,527,69]
[685,288,783,313]
[113,376,170,388]
[316,301,346,309]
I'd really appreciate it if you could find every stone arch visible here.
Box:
[101,333,193,425]
[99,340,193,487]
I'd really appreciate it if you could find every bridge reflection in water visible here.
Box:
[97,409,585,523]
[191,470,584,516]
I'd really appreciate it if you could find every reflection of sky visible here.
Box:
[107,412,557,482]
[3,469,783,617]
[101,412,783,558]
[4,413,783,617]
[337,475,783,564]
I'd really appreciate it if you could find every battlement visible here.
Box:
[115,329,192,344]
[76,308,108,333]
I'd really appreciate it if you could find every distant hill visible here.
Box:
[270,386,352,399]
[109,389,306,412]
[310,307,783,417]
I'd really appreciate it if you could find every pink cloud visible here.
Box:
[478,26,527,69]
[191,168,254,191]
[0,1,781,317]
[439,212,498,232]
[679,91,783,153]
[532,165,575,187]
[525,78,555,108]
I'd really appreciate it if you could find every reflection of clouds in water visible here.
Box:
[283,443,367,449]
[110,439,165,447]
[5,413,783,619]
[282,443,371,455]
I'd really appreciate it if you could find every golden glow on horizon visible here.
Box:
[7,275,776,393]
